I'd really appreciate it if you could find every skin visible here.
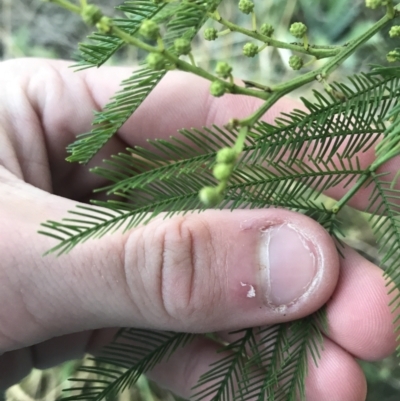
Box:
[0,58,398,400]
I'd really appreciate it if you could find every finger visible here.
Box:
[325,246,398,360]
[0,58,296,198]
[0,328,117,389]
[0,174,338,353]
[147,335,366,401]
[0,58,131,197]
[216,246,399,362]
[304,337,367,401]
[5,59,400,211]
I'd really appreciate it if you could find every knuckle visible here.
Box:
[150,216,223,325]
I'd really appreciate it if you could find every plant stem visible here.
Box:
[238,92,285,127]
[161,51,268,99]
[245,10,397,122]
[210,15,341,59]
[107,26,270,100]
[238,10,398,147]
[110,25,157,52]
[234,126,248,152]
[303,34,309,50]
[217,29,230,37]
[321,14,394,77]
[45,0,80,14]
[188,53,196,66]
[46,0,399,162]
[371,143,400,170]
[251,11,257,31]
[387,0,395,18]
[331,173,371,214]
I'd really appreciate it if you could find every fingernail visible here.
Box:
[260,224,319,306]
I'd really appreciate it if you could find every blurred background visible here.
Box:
[1,0,400,400]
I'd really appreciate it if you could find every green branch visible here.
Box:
[331,173,371,214]
[110,25,270,100]
[238,8,398,128]
[44,0,80,13]
[43,0,400,215]
[210,14,342,59]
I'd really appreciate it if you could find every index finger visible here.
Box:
[0,58,295,198]
[3,58,397,212]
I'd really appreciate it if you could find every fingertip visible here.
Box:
[305,337,367,401]
[326,247,397,360]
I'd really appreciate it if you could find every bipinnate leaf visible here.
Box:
[67,0,223,164]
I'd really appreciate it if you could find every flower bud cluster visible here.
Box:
[199,147,238,206]
[146,53,166,70]
[210,81,226,97]
[215,61,232,79]
[199,186,222,207]
[204,28,218,41]
[243,42,258,57]
[289,22,307,39]
[212,148,238,186]
[289,55,304,70]
[139,19,160,40]
[260,23,274,37]
[390,26,400,38]
[174,38,191,55]
[238,0,254,15]
[96,17,112,34]
[216,147,237,164]
[387,50,400,63]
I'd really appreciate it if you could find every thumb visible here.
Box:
[1,175,339,352]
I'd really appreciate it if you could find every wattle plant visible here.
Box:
[38,0,400,399]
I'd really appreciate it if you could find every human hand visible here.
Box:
[0,58,396,400]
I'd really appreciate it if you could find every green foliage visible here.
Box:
[39,70,400,400]
[76,1,166,69]
[62,329,195,401]
[67,0,222,164]
[38,0,400,400]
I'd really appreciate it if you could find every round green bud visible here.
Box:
[365,0,382,9]
[82,4,103,25]
[213,163,233,181]
[210,80,226,97]
[139,19,160,40]
[174,38,192,55]
[216,147,237,164]
[238,0,255,14]
[387,50,400,63]
[199,186,222,207]
[96,16,112,34]
[289,55,304,70]
[289,22,307,39]
[146,53,166,70]
[260,23,274,37]
[215,61,233,79]
[204,27,218,41]
[390,26,400,38]
[243,42,258,58]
